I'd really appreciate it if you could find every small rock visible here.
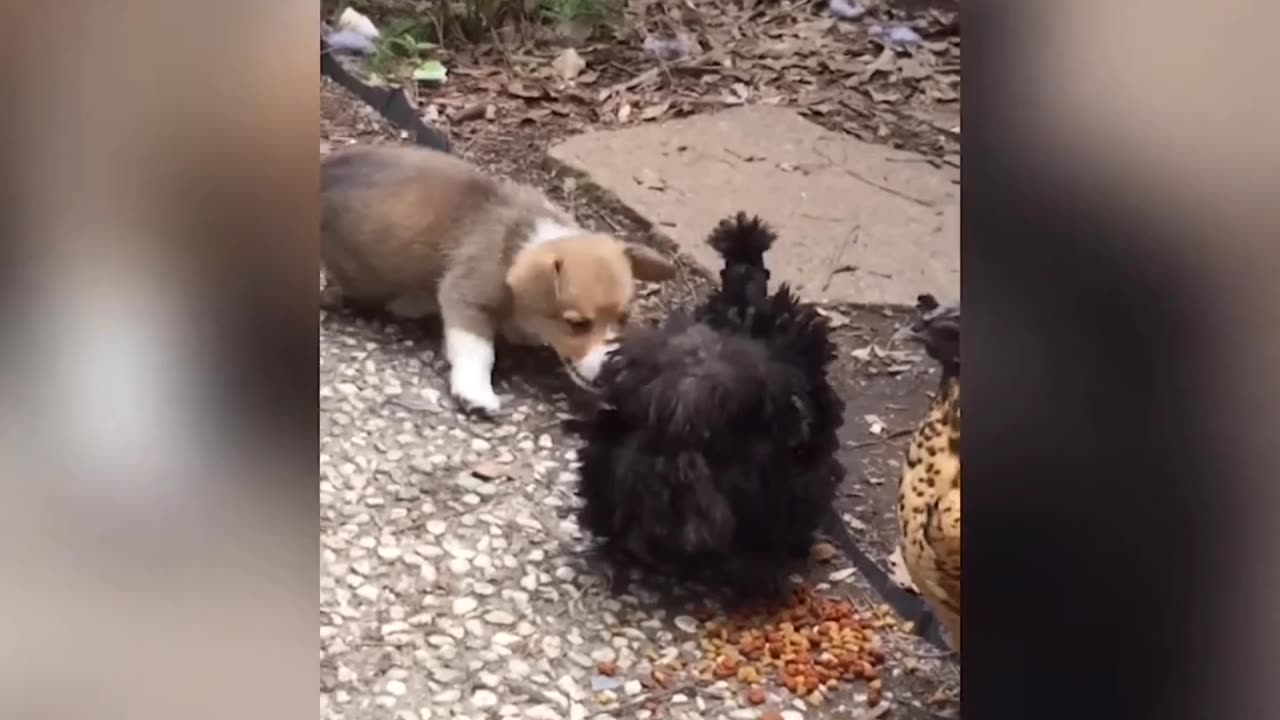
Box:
[811,542,838,562]
[673,615,699,633]
[385,679,407,696]
[377,546,402,560]
[829,568,856,582]
[453,597,479,615]
[485,610,517,626]
[492,632,521,647]
[525,706,559,720]
[426,520,448,535]
[472,689,499,708]
[471,438,493,452]
[471,462,505,479]
[420,563,439,583]
[782,712,805,720]
[623,680,642,696]
[542,635,564,658]
[434,688,462,704]
[538,434,554,449]
[591,675,622,692]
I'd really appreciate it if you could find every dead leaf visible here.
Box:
[506,81,544,99]
[520,108,552,123]
[816,307,850,328]
[868,87,901,104]
[930,83,958,102]
[897,56,935,81]
[639,101,671,121]
[453,104,488,122]
[861,45,897,81]
[550,47,586,81]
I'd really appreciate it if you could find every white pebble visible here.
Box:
[485,610,517,625]
[673,615,699,633]
[471,438,492,452]
[471,689,499,708]
[525,706,560,720]
[623,680,642,696]
[541,635,564,658]
[829,568,855,582]
[385,679,407,696]
[492,632,521,647]
[434,688,462,704]
[452,597,478,615]
[782,712,806,720]
[376,546,402,560]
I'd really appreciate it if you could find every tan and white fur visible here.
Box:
[321,145,677,414]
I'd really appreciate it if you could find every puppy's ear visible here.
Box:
[622,243,677,283]
[506,252,561,302]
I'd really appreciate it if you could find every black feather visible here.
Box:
[574,213,845,605]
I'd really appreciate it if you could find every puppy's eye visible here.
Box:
[566,317,593,334]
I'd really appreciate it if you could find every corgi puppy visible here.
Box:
[321,145,678,414]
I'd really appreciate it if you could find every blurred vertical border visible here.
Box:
[968,1,1278,718]
[0,1,317,719]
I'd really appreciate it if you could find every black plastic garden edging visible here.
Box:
[321,37,452,152]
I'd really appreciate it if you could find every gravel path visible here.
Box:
[317,314,929,720]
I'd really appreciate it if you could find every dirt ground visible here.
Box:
[321,2,960,716]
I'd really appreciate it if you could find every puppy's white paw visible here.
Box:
[449,370,502,414]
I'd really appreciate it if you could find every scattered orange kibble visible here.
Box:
[684,586,890,701]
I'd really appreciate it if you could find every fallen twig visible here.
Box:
[846,427,915,449]
[822,225,860,292]
[600,682,699,717]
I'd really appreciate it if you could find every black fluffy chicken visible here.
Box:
[574,213,845,604]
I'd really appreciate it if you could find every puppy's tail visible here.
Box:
[707,212,777,311]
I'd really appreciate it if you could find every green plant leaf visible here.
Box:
[412,59,448,83]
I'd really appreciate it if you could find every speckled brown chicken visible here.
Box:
[896,294,960,653]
